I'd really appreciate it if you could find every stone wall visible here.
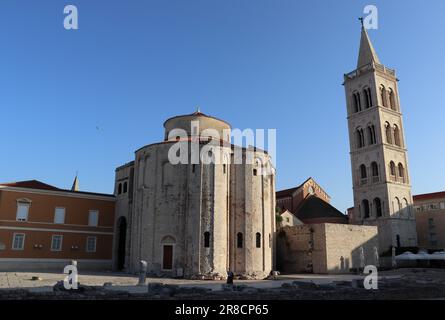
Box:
[115,141,275,279]
[324,224,379,272]
[113,162,134,271]
[277,223,378,274]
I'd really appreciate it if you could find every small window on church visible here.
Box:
[192,164,196,173]
[237,233,243,248]
[123,182,128,193]
[204,232,210,248]
[223,164,226,174]
[253,169,257,176]
[256,233,261,248]
[118,183,122,195]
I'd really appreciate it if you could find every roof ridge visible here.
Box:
[413,191,445,200]
[292,193,312,217]
[294,195,347,220]
[0,179,60,190]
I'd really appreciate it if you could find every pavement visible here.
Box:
[0,270,403,293]
[2,269,445,299]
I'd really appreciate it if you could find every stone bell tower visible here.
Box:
[344,24,417,253]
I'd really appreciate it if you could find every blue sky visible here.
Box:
[0,0,444,213]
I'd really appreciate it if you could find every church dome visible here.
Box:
[163,110,231,142]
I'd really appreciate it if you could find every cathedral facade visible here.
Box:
[344,25,418,253]
[113,111,276,279]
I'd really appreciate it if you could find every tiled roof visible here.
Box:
[294,195,347,221]
[276,187,299,198]
[276,177,312,198]
[413,191,445,201]
[276,177,331,200]
[0,180,60,191]
[0,179,114,198]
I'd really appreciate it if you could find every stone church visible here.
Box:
[344,25,418,253]
[113,111,276,279]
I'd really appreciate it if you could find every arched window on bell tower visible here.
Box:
[360,164,367,184]
[380,85,387,107]
[367,125,376,145]
[356,127,365,148]
[352,91,361,113]
[389,88,396,110]
[363,87,372,108]
[389,161,396,181]
[118,183,122,195]
[394,197,402,214]
[394,124,401,147]
[374,198,383,217]
[362,199,370,218]
[385,122,393,144]
[398,163,405,183]
[371,162,379,182]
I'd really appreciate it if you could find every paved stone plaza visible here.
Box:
[0,268,445,299]
[0,270,367,292]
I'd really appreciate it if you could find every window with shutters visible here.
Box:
[12,233,25,250]
[54,207,65,224]
[88,210,99,227]
[16,200,30,222]
[86,236,97,252]
[51,235,63,251]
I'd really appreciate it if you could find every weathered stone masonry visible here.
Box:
[113,111,276,279]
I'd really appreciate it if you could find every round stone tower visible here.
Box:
[114,110,276,279]
[163,110,231,142]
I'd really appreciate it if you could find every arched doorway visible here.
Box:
[116,217,127,271]
[161,235,176,271]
